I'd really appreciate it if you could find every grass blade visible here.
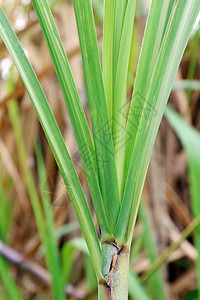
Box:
[114,0,200,244]
[123,0,172,188]
[72,0,120,231]
[103,0,114,123]
[55,222,80,240]
[0,166,13,244]
[6,100,47,248]
[0,159,22,299]
[92,0,104,22]
[7,86,65,300]
[0,7,102,280]
[140,202,166,300]
[165,106,200,299]
[163,0,176,37]
[32,0,111,238]
[61,243,74,285]
[173,80,200,91]
[35,140,66,299]
[85,254,98,295]
[113,0,128,85]
[142,212,200,283]
[0,258,23,300]
[112,0,136,193]
[128,270,151,300]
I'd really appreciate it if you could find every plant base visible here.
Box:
[98,242,130,300]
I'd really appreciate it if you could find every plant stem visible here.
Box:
[98,242,130,299]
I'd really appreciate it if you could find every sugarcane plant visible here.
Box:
[0,0,200,299]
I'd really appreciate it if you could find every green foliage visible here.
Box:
[0,5,102,281]
[0,257,23,300]
[0,172,13,243]
[73,0,121,231]
[114,0,200,244]
[0,159,22,300]
[165,106,200,298]
[128,270,151,300]
[32,0,110,239]
[0,0,200,298]
[140,202,166,300]
[7,83,65,299]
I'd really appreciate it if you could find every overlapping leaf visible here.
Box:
[0,7,102,279]
[73,0,120,231]
[114,0,200,244]
[32,0,111,238]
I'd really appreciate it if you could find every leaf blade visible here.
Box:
[73,0,120,232]
[114,0,200,244]
[103,0,114,123]
[128,270,151,300]
[165,106,200,298]
[0,7,102,279]
[112,0,136,193]
[32,0,111,238]
[0,256,23,300]
[124,0,173,188]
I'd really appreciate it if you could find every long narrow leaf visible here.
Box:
[163,0,176,40]
[124,0,200,243]
[165,106,200,298]
[123,0,172,188]
[103,0,114,123]
[140,202,166,300]
[113,0,128,86]
[0,257,23,300]
[35,141,66,299]
[114,0,200,244]
[7,97,65,300]
[128,270,151,300]
[0,163,13,243]
[0,161,22,300]
[112,0,136,193]
[72,0,120,231]
[0,8,102,280]
[32,0,111,238]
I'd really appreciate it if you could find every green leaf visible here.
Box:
[103,0,114,123]
[55,222,80,240]
[32,0,111,239]
[72,0,120,232]
[0,257,23,300]
[123,0,173,189]
[140,202,166,300]
[0,161,21,299]
[163,0,176,38]
[7,95,65,300]
[128,270,151,300]
[0,7,102,280]
[112,0,136,194]
[114,0,200,244]
[7,99,46,241]
[92,0,104,22]
[85,254,98,293]
[173,80,200,91]
[0,164,13,243]
[61,243,74,284]
[113,0,128,85]
[165,106,200,299]
[67,237,89,255]
[35,140,65,299]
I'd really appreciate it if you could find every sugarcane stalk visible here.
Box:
[98,242,130,300]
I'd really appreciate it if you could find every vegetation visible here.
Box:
[0,0,200,299]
